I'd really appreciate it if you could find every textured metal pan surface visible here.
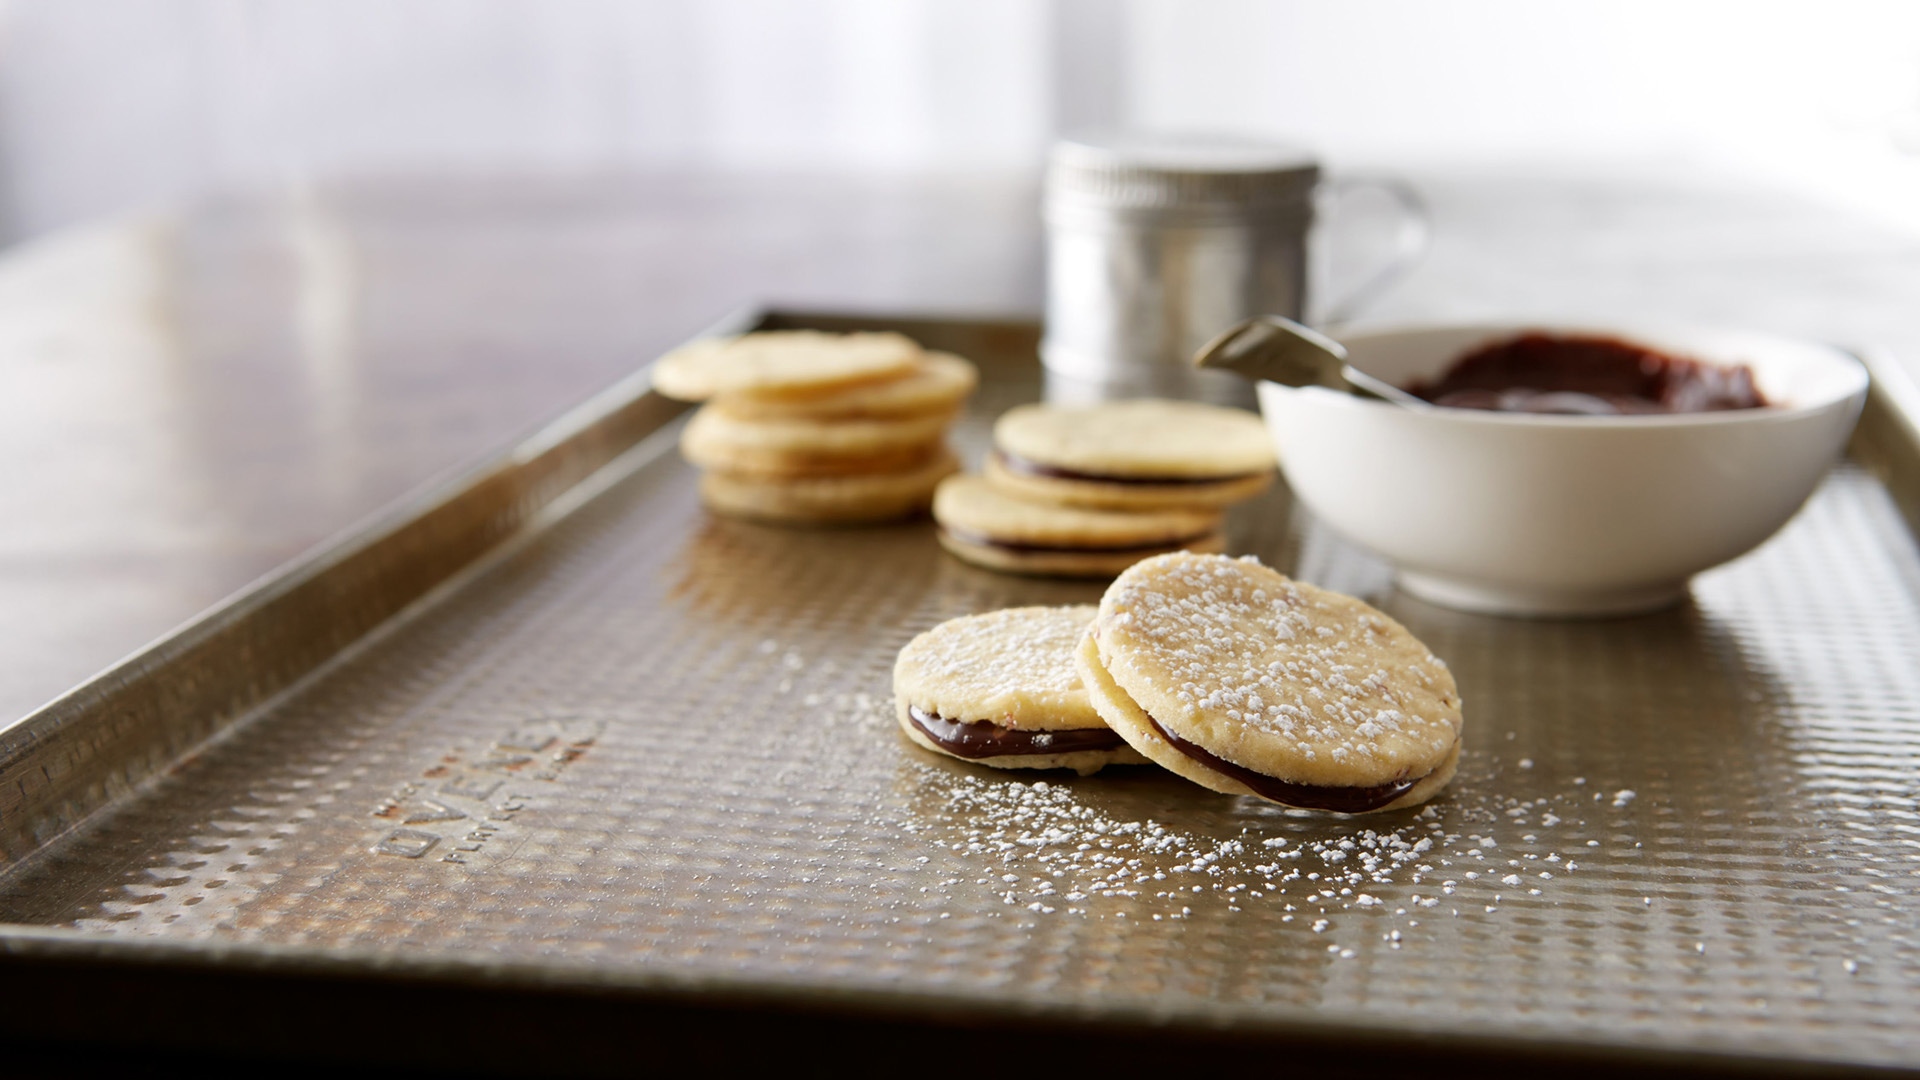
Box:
[2,315,1919,1071]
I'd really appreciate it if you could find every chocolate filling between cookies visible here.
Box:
[909,705,1126,759]
[938,525,1217,556]
[995,451,1265,487]
[1144,714,1430,813]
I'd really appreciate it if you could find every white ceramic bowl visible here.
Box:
[1256,322,1869,616]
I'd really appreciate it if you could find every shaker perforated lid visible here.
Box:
[1046,132,1319,215]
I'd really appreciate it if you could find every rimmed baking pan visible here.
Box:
[2,311,1917,1076]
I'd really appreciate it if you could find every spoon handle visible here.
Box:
[1340,365,1430,407]
[1191,315,1348,390]
[1193,315,1430,408]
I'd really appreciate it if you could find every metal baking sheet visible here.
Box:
[3,312,1919,1074]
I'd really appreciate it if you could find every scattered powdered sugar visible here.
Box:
[885,753,1636,957]
[859,556,1643,960]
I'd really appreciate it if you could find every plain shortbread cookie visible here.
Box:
[682,404,953,476]
[932,474,1225,578]
[994,399,1275,478]
[933,474,1220,548]
[714,351,978,421]
[699,448,959,525]
[652,331,922,401]
[1079,553,1463,812]
[984,452,1274,512]
[893,605,1147,775]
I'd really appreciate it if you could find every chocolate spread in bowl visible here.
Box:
[1408,332,1767,416]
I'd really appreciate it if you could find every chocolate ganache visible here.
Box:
[908,705,1126,760]
[994,451,1265,486]
[1144,715,1429,813]
[1410,332,1767,416]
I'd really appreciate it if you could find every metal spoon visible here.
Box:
[1192,315,1429,408]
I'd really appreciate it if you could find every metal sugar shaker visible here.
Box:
[1041,133,1424,407]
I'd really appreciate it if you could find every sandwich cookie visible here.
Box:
[714,351,978,421]
[699,448,959,525]
[894,605,1148,775]
[1078,553,1463,813]
[989,399,1276,511]
[933,474,1224,578]
[652,330,922,401]
[681,405,953,477]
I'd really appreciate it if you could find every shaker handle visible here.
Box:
[1316,175,1431,328]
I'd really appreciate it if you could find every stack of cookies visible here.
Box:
[934,399,1277,577]
[893,553,1466,815]
[653,331,976,524]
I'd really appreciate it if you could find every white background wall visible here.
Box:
[0,0,1917,239]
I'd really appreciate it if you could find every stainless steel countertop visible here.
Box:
[4,164,1919,726]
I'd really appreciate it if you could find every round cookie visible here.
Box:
[894,605,1148,775]
[700,448,959,525]
[1078,553,1463,813]
[986,452,1274,512]
[652,330,922,401]
[681,404,953,477]
[990,399,1276,510]
[933,474,1225,578]
[714,351,978,421]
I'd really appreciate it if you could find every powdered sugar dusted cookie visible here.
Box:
[652,331,922,401]
[932,474,1224,578]
[699,447,958,525]
[1078,553,1463,812]
[894,605,1147,775]
[714,351,978,421]
[989,399,1276,510]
